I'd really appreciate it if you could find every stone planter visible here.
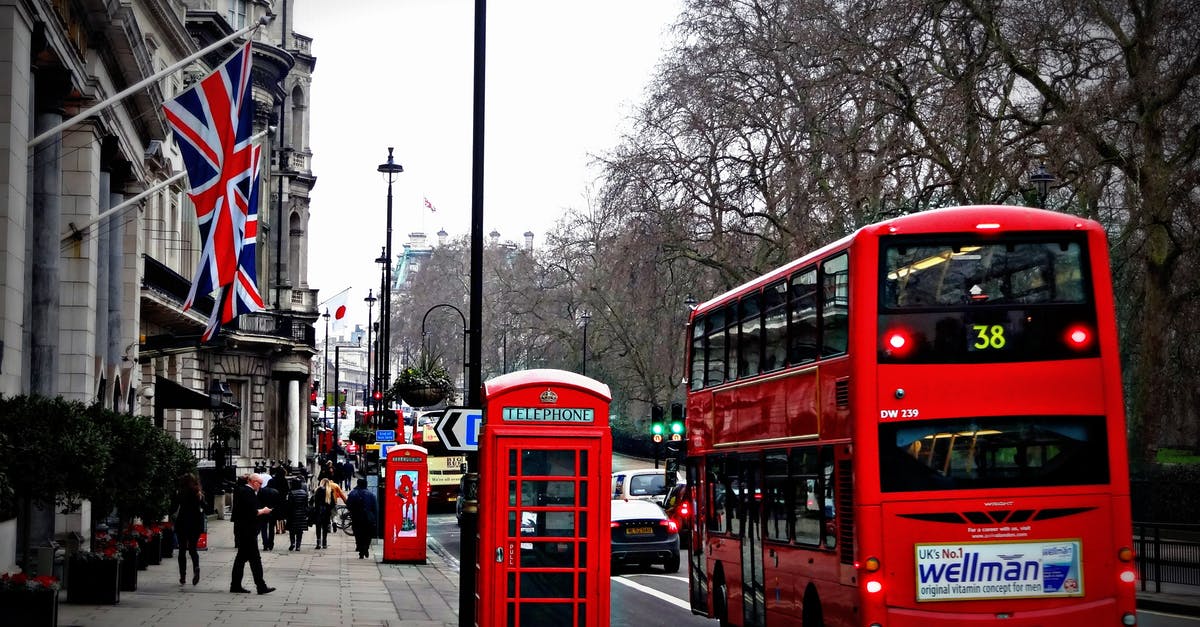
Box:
[119,549,139,591]
[0,588,59,626]
[67,556,120,605]
[144,534,162,566]
[161,531,175,559]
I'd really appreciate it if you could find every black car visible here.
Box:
[661,483,693,546]
[610,499,681,573]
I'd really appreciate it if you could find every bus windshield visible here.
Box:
[882,237,1087,309]
[879,416,1109,492]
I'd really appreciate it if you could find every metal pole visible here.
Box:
[334,345,341,454]
[323,309,330,455]
[582,318,588,376]
[462,0,487,622]
[378,150,403,424]
[29,16,273,148]
[365,289,375,420]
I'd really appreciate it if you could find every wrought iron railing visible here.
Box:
[1134,521,1200,591]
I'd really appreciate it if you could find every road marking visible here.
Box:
[628,573,689,583]
[612,575,691,610]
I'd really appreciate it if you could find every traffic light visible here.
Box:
[650,405,664,443]
[372,389,383,401]
[310,381,319,405]
[669,402,685,441]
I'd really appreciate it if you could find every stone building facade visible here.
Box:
[0,0,318,568]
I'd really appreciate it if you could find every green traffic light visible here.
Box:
[670,421,684,434]
[651,423,664,435]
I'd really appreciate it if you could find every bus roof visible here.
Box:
[691,204,1099,315]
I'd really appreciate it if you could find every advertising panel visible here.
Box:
[915,540,1083,602]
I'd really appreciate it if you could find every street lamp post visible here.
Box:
[578,310,591,376]
[364,289,376,417]
[334,344,342,455]
[322,308,330,455]
[377,148,404,421]
[421,304,469,405]
[1030,163,1056,209]
[375,248,387,415]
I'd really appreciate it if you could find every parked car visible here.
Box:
[611,468,683,504]
[610,499,681,573]
[661,483,693,546]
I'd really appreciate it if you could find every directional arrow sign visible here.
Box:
[435,407,482,451]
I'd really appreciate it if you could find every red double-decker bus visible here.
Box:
[682,205,1136,626]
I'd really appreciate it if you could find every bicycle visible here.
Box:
[331,503,353,535]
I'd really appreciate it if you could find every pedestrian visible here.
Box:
[311,477,343,549]
[346,478,378,559]
[172,473,206,586]
[341,458,355,491]
[257,477,281,551]
[230,473,275,595]
[267,467,289,538]
[318,460,336,483]
[285,477,310,551]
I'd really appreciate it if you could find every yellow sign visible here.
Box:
[365,443,381,451]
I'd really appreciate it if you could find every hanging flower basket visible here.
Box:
[394,351,454,407]
[399,385,448,408]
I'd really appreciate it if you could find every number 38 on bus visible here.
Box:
[681,205,1135,627]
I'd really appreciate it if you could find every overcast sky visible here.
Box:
[291,0,683,329]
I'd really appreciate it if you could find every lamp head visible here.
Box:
[377,147,405,175]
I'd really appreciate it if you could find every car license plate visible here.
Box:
[625,526,653,536]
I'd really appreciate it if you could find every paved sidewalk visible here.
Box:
[58,517,460,627]
[1138,582,1200,618]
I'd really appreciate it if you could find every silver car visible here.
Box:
[609,499,681,573]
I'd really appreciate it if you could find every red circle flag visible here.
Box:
[335,304,347,320]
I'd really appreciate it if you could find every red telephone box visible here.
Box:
[383,444,428,563]
[477,369,612,627]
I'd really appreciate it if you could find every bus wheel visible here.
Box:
[802,584,824,627]
[713,569,732,627]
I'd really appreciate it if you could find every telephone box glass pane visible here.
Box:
[519,511,576,538]
[580,480,588,507]
[522,449,576,476]
[520,572,574,598]
[578,572,587,598]
[508,511,517,536]
[521,480,575,506]
[519,602,572,623]
[509,449,518,475]
[578,541,587,568]
[581,449,588,474]
[520,541,576,567]
[507,572,516,598]
[509,480,518,506]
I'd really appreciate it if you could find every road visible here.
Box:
[425,452,1197,626]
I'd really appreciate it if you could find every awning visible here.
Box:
[154,376,239,428]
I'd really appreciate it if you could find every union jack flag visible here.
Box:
[163,41,264,340]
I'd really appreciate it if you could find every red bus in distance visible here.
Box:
[682,205,1135,626]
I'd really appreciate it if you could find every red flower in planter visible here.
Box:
[0,571,60,591]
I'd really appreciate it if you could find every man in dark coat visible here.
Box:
[346,478,378,559]
[257,479,280,551]
[230,474,275,594]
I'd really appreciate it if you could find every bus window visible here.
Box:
[789,268,818,365]
[762,281,788,372]
[763,451,789,542]
[790,450,820,545]
[725,303,740,381]
[821,253,849,356]
[739,293,763,378]
[690,321,705,391]
[704,311,726,387]
[879,416,1110,492]
[822,458,837,550]
[707,455,728,534]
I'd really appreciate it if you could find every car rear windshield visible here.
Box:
[629,474,667,497]
[879,415,1109,492]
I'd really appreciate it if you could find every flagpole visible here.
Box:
[28,14,275,149]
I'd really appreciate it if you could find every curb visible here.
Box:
[1137,597,1200,617]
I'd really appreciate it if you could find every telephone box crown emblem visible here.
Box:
[540,388,558,404]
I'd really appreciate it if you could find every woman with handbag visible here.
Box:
[173,473,206,585]
[311,478,345,549]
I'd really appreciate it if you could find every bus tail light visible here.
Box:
[883,328,915,357]
[1065,324,1093,349]
[859,556,881,572]
[1118,546,1135,563]
[865,579,883,594]
[678,502,690,519]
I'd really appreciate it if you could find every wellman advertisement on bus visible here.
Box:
[915,540,1084,602]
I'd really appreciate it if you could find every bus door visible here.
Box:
[478,370,613,627]
[740,453,765,626]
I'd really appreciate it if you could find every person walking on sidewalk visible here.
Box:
[172,473,206,586]
[257,477,281,551]
[285,477,310,551]
[311,478,344,549]
[346,478,378,559]
[230,474,275,595]
[267,467,289,541]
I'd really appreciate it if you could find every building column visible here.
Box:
[288,379,300,464]
[94,171,110,397]
[59,121,100,404]
[30,99,63,397]
[0,2,32,398]
[107,186,123,408]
